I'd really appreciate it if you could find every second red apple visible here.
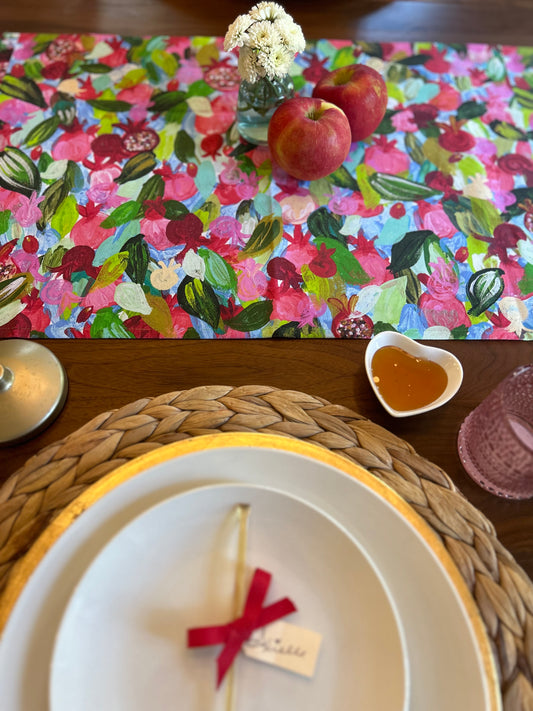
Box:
[267,97,351,181]
[312,64,388,142]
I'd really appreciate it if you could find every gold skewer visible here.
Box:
[225,503,250,711]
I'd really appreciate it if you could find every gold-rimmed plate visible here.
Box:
[49,483,407,711]
[0,433,500,711]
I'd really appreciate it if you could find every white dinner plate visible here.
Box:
[0,433,501,711]
[49,483,407,711]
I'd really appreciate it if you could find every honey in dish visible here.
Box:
[371,345,448,412]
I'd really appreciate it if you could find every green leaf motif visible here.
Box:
[198,248,238,292]
[513,87,533,110]
[518,263,533,296]
[137,173,165,203]
[163,200,189,220]
[37,163,76,231]
[369,173,440,201]
[90,307,135,338]
[272,321,301,338]
[50,194,78,237]
[225,300,273,332]
[0,210,10,235]
[240,215,283,258]
[0,146,41,198]
[489,120,528,142]
[100,201,143,228]
[315,237,370,285]
[328,165,359,191]
[149,90,186,113]
[122,234,150,285]
[86,99,132,112]
[456,100,487,122]
[79,63,113,74]
[0,74,46,108]
[307,207,346,245]
[396,54,431,66]
[387,230,436,275]
[0,273,33,307]
[24,116,61,147]
[177,276,221,330]
[174,129,196,163]
[467,268,505,316]
[115,152,157,185]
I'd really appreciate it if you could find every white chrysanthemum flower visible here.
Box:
[238,45,260,82]
[247,20,282,51]
[276,18,306,53]
[226,2,305,83]
[249,1,287,22]
[257,44,293,79]
[224,14,252,51]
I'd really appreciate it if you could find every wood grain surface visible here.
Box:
[1,0,533,578]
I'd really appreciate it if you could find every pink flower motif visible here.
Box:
[271,289,325,327]
[327,190,360,216]
[347,232,391,285]
[140,215,173,250]
[40,277,78,311]
[284,225,317,269]
[365,136,410,174]
[423,47,451,74]
[0,98,39,123]
[52,126,93,162]
[195,94,237,136]
[249,145,271,168]
[381,43,413,61]
[237,258,268,301]
[87,166,124,208]
[163,171,197,201]
[3,192,44,228]
[71,201,115,249]
[210,216,246,248]
[480,156,516,209]
[99,39,128,67]
[218,158,258,200]
[419,258,471,329]
[176,58,204,85]
[280,193,317,224]
[11,250,44,280]
[117,84,153,122]
[416,202,456,238]
[82,282,118,310]
[391,109,418,133]
[428,82,461,111]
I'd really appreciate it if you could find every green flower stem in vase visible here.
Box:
[236,74,294,145]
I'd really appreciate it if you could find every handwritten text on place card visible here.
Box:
[243,621,322,678]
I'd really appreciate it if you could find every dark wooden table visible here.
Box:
[1,0,533,577]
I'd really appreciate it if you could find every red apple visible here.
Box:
[267,97,351,181]
[312,64,388,142]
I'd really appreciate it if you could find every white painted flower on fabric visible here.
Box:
[182,250,206,281]
[224,2,305,82]
[114,282,152,315]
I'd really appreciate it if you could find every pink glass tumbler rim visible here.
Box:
[457,363,533,500]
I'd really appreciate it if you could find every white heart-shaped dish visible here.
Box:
[364,332,463,418]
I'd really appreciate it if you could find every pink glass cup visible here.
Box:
[457,364,533,499]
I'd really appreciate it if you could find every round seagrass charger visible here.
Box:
[1,384,533,710]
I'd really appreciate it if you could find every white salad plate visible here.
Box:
[0,433,500,711]
[49,483,407,711]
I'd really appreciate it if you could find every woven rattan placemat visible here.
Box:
[1,384,533,710]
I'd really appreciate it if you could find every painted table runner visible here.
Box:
[0,33,532,340]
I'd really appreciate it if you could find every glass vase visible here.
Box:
[236,74,294,145]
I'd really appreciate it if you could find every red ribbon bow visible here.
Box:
[187,568,297,686]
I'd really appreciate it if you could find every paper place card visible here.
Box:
[243,621,322,678]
